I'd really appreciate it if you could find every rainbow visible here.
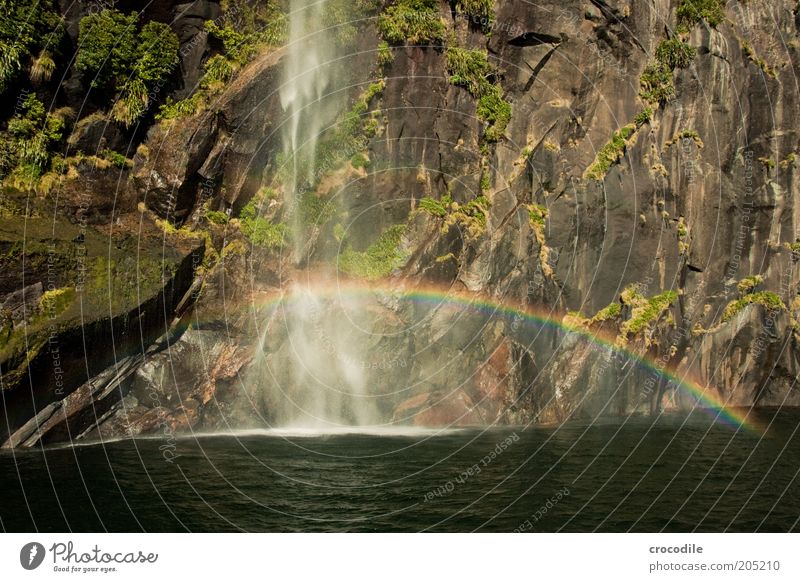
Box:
[203,277,767,435]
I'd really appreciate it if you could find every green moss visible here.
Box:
[351,152,370,170]
[759,157,776,170]
[737,275,763,295]
[418,193,489,240]
[85,255,175,313]
[221,239,247,259]
[585,124,636,181]
[722,292,785,322]
[655,38,697,69]
[445,46,511,142]
[445,195,490,240]
[39,287,75,318]
[378,0,446,44]
[101,149,131,169]
[238,198,287,248]
[241,219,286,248]
[677,0,725,29]
[298,191,336,225]
[419,194,450,217]
[0,0,63,95]
[454,0,494,20]
[478,86,512,142]
[622,290,678,336]
[205,209,229,225]
[338,224,409,280]
[528,204,548,229]
[640,61,676,104]
[282,80,384,190]
[446,46,492,94]
[77,9,180,126]
[592,302,621,323]
[377,40,393,66]
[634,107,653,126]
[435,252,456,263]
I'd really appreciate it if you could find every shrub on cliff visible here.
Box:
[0,0,63,95]
[584,124,636,181]
[378,0,446,44]
[677,0,725,29]
[640,38,695,105]
[722,292,785,323]
[445,46,511,142]
[0,94,68,182]
[454,0,494,21]
[338,225,408,280]
[76,9,179,126]
[239,199,287,249]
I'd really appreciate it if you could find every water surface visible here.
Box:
[1,411,798,532]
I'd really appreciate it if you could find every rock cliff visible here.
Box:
[2,0,799,445]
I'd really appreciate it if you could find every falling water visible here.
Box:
[279,0,344,255]
[253,0,382,430]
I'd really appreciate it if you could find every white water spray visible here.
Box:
[254,0,383,429]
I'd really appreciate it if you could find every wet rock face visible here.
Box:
[5,1,800,444]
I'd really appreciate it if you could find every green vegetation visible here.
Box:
[419,193,490,240]
[722,292,785,322]
[298,191,336,225]
[158,1,287,120]
[350,152,370,170]
[655,38,697,69]
[338,224,409,280]
[101,149,131,169]
[205,209,229,225]
[419,194,450,217]
[76,9,179,126]
[621,288,679,337]
[0,0,63,95]
[584,124,636,181]
[239,198,287,248]
[378,0,446,44]
[322,0,382,47]
[640,61,676,103]
[445,46,511,142]
[737,275,763,295]
[640,38,695,105]
[592,302,621,323]
[455,0,494,21]
[39,287,75,318]
[86,255,175,313]
[634,107,653,126]
[528,203,548,244]
[377,40,394,66]
[278,81,385,190]
[677,0,726,29]
[528,204,548,229]
[740,40,776,77]
[0,94,68,183]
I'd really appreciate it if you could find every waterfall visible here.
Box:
[279,0,344,259]
[251,0,383,430]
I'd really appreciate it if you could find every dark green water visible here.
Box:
[1,411,799,532]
